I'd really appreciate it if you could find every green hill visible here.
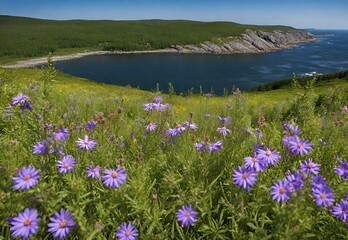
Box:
[0,15,292,63]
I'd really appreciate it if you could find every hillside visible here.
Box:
[0,66,348,239]
[0,15,300,64]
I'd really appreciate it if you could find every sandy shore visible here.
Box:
[1,49,178,68]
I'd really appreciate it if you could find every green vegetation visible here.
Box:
[0,15,292,64]
[0,64,348,239]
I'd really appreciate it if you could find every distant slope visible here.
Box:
[0,15,294,59]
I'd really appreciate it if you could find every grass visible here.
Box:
[0,67,347,239]
[0,15,293,64]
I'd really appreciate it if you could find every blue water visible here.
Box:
[54,30,348,95]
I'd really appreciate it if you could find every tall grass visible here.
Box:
[0,65,347,239]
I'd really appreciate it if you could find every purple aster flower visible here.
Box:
[332,200,348,222]
[143,103,156,111]
[48,209,76,239]
[207,140,223,152]
[217,116,231,127]
[13,166,40,190]
[53,128,69,142]
[282,135,295,147]
[57,155,76,174]
[176,205,198,227]
[76,135,96,150]
[289,136,314,155]
[20,101,33,111]
[311,175,327,189]
[102,166,127,188]
[257,148,281,166]
[153,95,163,104]
[166,128,176,137]
[205,113,211,118]
[300,159,320,175]
[10,208,40,240]
[233,166,258,191]
[217,127,231,137]
[11,93,29,106]
[116,222,138,240]
[184,121,198,130]
[156,103,169,112]
[270,179,292,203]
[32,141,48,155]
[286,170,306,192]
[312,185,335,207]
[288,124,302,135]
[86,165,102,179]
[146,122,157,132]
[334,160,348,180]
[85,121,97,131]
[244,153,266,172]
[194,141,206,153]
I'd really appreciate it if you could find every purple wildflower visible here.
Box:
[153,95,163,104]
[233,166,258,191]
[116,222,138,240]
[86,166,102,179]
[300,159,320,175]
[48,209,76,239]
[334,160,348,180]
[257,148,281,166]
[194,141,206,153]
[332,200,348,222]
[11,93,29,106]
[207,140,223,152]
[146,122,157,132]
[244,153,266,172]
[270,179,292,203]
[85,121,97,131]
[53,128,69,142]
[10,208,40,240]
[32,141,48,155]
[57,155,76,174]
[282,135,295,147]
[13,166,40,190]
[311,175,327,189]
[217,127,231,137]
[286,170,306,192]
[205,113,211,118]
[289,136,314,155]
[184,121,198,130]
[76,135,96,150]
[288,124,302,135]
[176,205,198,227]
[102,166,127,188]
[312,185,335,207]
[217,116,231,127]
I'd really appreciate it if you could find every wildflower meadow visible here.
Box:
[0,62,348,239]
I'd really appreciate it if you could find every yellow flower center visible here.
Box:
[320,193,326,199]
[60,220,67,228]
[64,163,69,168]
[23,175,30,181]
[279,187,285,194]
[252,158,257,163]
[242,173,248,179]
[125,231,131,236]
[297,143,303,148]
[266,150,272,156]
[111,171,118,178]
[185,212,191,217]
[24,219,31,226]
[307,163,313,168]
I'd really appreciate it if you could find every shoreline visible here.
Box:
[1,49,179,69]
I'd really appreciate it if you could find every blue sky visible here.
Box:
[1,0,347,29]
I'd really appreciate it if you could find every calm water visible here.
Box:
[54,30,348,95]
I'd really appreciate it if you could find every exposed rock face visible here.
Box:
[171,29,315,54]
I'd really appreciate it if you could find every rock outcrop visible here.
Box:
[171,29,315,54]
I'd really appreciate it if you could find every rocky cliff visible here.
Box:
[171,29,315,54]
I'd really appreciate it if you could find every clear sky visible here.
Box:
[1,0,347,29]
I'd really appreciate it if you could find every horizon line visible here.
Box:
[1,14,348,30]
